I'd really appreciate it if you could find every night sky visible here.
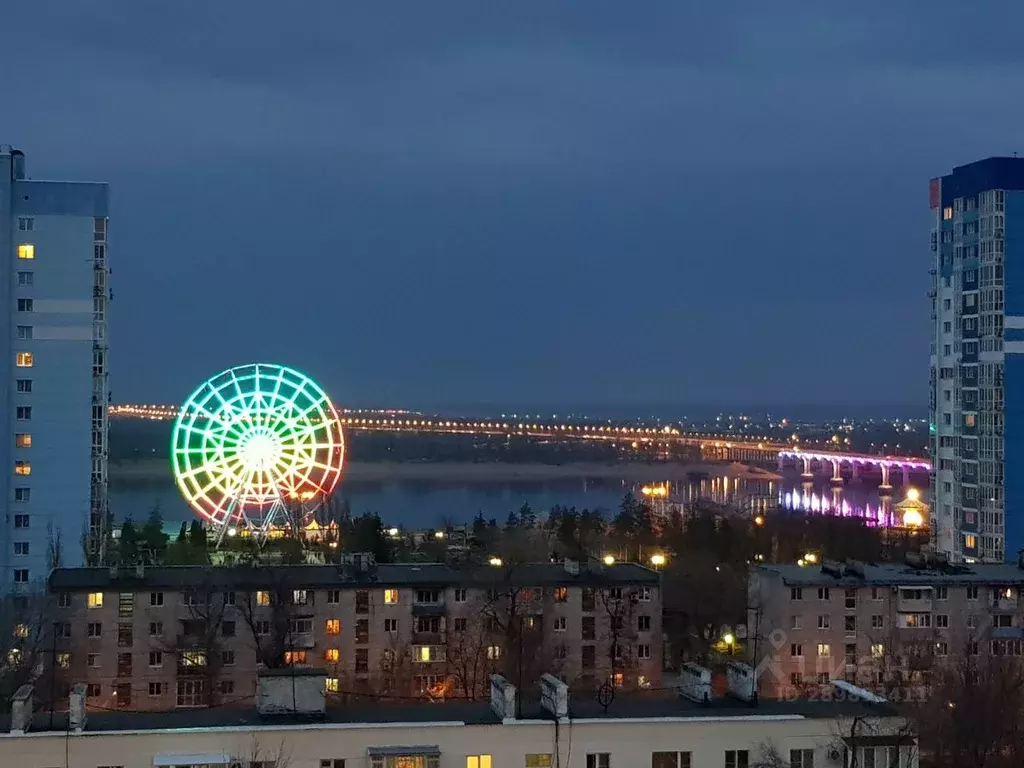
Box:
[6,2,1024,415]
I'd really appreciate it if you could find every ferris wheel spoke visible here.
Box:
[173,363,345,532]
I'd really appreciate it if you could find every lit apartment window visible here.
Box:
[57,653,71,669]
[88,592,104,608]
[324,648,340,663]
[15,352,33,368]
[17,244,34,260]
[526,755,554,768]
[15,434,31,448]
[325,677,339,693]
[325,618,341,634]
[965,534,978,549]
[487,645,501,660]
[384,588,399,604]
[871,643,884,659]
[14,461,31,476]
[943,206,953,220]
[466,757,493,768]
[14,624,29,638]
[256,591,271,606]
[284,650,307,665]
[181,651,207,667]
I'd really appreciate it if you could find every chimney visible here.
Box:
[256,669,326,716]
[539,673,568,719]
[10,685,33,734]
[678,663,713,705]
[69,684,87,732]
[489,675,517,721]
[726,661,757,704]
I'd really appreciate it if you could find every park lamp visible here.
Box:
[754,515,765,527]
[388,527,400,537]
[650,553,666,567]
[722,632,736,646]
[603,554,616,566]
[488,556,503,567]
[434,530,445,539]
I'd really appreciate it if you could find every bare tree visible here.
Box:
[751,741,790,768]
[914,654,1024,768]
[597,584,638,689]
[238,575,303,670]
[834,714,918,768]
[0,592,62,713]
[446,595,501,700]
[234,734,292,768]
[46,523,63,570]
[163,580,233,706]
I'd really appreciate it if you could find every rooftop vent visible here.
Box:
[564,559,580,576]
[9,684,33,734]
[540,673,569,719]
[725,661,757,704]
[820,561,843,579]
[678,662,712,705]
[844,561,865,579]
[256,669,326,717]
[489,675,517,721]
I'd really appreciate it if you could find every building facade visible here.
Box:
[1,145,109,587]
[750,558,1024,698]
[929,156,1024,562]
[0,671,918,768]
[46,561,662,711]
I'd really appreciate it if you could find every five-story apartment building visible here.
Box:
[750,555,1024,697]
[47,558,662,711]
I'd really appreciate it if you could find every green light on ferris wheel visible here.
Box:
[170,363,345,529]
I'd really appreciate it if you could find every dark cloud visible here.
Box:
[6,1,1024,412]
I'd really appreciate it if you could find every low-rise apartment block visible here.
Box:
[45,558,662,711]
[749,553,1024,698]
[0,669,918,768]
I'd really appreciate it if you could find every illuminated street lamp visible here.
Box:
[434,530,445,539]
[804,552,818,564]
[754,515,765,527]
[488,556,503,567]
[603,554,616,566]
[650,553,666,568]
[388,527,400,537]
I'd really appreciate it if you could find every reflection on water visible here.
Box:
[110,468,923,529]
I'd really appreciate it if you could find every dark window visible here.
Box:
[582,645,596,669]
[355,648,369,673]
[582,588,596,612]
[355,590,369,614]
[355,619,369,644]
[117,624,133,647]
[222,620,236,637]
[114,683,131,708]
[582,616,596,640]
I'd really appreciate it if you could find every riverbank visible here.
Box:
[109,458,782,486]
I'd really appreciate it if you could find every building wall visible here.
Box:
[1003,190,1024,557]
[930,158,1024,563]
[751,566,1024,698]
[0,711,916,768]
[51,581,662,711]
[2,147,109,587]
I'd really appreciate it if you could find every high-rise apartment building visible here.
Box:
[1,146,109,587]
[930,157,1024,562]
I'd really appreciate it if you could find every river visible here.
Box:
[108,463,925,529]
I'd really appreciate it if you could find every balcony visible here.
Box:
[412,599,446,617]
[412,631,444,645]
[992,588,1019,612]
[896,587,933,614]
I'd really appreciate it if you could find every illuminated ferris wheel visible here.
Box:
[171,363,345,542]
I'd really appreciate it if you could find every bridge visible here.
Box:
[111,404,931,476]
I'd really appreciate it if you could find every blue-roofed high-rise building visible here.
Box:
[930,156,1024,562]
[1,146,109,588]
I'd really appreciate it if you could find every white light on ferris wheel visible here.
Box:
[170,363,345,542]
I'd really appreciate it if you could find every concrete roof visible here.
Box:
[48,561,660,592]
[4,694,901,735]
[758,561,1024,587]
